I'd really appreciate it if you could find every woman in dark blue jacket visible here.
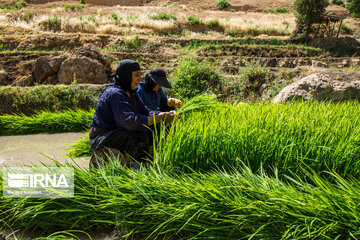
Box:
[137,68,183,111]
[89,60,174,168]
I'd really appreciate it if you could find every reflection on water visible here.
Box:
[0,132,89,169]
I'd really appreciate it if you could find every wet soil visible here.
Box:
[0,132,89,170]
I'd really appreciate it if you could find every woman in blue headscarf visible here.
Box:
[89,60,175,168]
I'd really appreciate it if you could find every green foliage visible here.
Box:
[45,17,61,32]
[87,15,96,23]
[0,0,26,10]
[266,8,289,14]
[67,136,90,157]
[332,0,344,5]
[346,0,360,17]
[63,4,85,11]
[216,0,230,9]
[240,61,269,98]
[227,61,270,101]
[22,11,34,21]
[187,15,201,25]
[173,57,223,98]
[150,12,177,21]
[206,19,219,27]
[124,35,142,49]
[110,12,121,23]
[0,85,104,115]
[294,0,330,38]
[0,109,93,136]
[80,0,86,4]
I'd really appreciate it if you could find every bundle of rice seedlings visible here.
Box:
[177,93,222,115]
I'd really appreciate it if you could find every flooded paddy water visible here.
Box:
[0,132,89,170]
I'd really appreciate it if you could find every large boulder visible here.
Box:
[273,70,360,103]
[33,56,54,82]
[58,56,108,84]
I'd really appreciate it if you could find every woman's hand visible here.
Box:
[167,98,183,108]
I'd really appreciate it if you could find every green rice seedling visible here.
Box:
[0,158,360,239]
[0,109,94,136]
[155,101,360,179]
[67,136,91,157]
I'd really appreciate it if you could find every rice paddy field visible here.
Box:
[0,96,360,239]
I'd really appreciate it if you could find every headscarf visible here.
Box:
[111,59,141,92]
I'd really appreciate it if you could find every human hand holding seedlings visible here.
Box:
[167,98,183,108]
[147,111,176,125]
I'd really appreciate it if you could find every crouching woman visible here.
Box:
[89,59,174,169]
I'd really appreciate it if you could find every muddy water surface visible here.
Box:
[0,132,89,170]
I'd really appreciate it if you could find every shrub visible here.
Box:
[44,17,61,32]
[266,8,289,14]
[173,57,223,98]
[124,35,142,49]
[332,0,344,5]
[150,13,177,21]
[23,11,34,21]
[80,0,86,4]
[294,0,329,38]
[346,0,360,17]
[206,19,219,27]
[63,4,85,11]
[239,61,269,98]
[216,0,230,10]
[110,13,121,23]
[187,15,200,25]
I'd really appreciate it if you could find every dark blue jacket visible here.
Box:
[137,84,168,111]
[92,85,158,132]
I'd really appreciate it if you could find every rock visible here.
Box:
[58,56,108,84]
[71,45,113,77]
[273,70,360,103]
[49,55,68,72]
[12,74,35,86]
[312,60,328,68]
[45,75,59,85]
[34,56,54,83]
[0,70,8,85]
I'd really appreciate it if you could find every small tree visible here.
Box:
[346,0,360,17]
[293,0,329,39]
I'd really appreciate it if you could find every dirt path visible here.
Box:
[0,132,89,170]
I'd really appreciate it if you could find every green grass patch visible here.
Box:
[265,8,290,14]
[0,85,104,115]
[0,109,93,135]
[0,158,360,239]
[187,15,201,25]
[150,12,177,21]
[63,4,85,11]
[22,11,34,21]
[0,0,26,11]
